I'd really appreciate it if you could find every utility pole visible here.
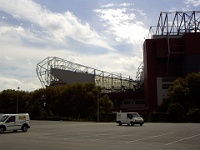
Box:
[16,87,20,113]
[97,88,99,122]
[96,77,100,122]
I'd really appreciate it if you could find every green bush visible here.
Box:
[187,108,200,123]
[152,112,168,122]
[168,103,186,122]
[99,113,116,122]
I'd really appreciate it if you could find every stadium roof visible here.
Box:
[36,57,138,92]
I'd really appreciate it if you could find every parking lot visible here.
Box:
[0,121,200,150]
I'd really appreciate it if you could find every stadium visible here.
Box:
[37,11,200,112]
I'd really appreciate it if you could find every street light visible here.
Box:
[16,87,20,113]
[97,88,99,122]
[95,79,100,122]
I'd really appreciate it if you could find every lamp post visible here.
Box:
[16,87,20,113]
[95,79,100,122]
[97,88,99,122]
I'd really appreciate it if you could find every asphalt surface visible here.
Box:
[0,121,200,150]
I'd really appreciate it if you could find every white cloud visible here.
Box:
[0,41,79,91]
[0,0,114,51]
[0,76,22,90]
[120,3,133,7]
[12,14,21,20]
[0,76,41,91]
[5,56,13,61]
[185,0,200,7]
[94,4,148,46]
[1,48,140,91]
[101,3,134,8]
[0,0,145,91]
[77,55,140,79]
[100,3,116,8]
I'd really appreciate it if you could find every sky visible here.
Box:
[0,0,200,91]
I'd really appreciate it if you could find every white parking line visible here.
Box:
[96,134,112,136]
[126,132,174,143]
[165,133,200,146]
[121,133,140,137]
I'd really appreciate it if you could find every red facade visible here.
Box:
[144,33,200,111]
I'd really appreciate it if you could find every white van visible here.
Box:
[116,112,144,126]
[0,113,30,133]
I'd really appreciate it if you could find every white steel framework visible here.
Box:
[149,11,200,37]
[36,57,136,92]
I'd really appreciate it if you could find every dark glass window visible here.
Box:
[7,116,15,122]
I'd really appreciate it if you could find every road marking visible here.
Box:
[96,133,112,136]
[126,132,174,143]
[121,133,140,137]
[90,139,98,141]
[165,133,200,146]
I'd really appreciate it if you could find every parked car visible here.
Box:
[0,113,30,133]
[116,112,144,126]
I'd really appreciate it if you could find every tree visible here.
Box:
[187,108,200,123]
[0,83,114,121]
[50,83,97,120]
[168,103,185,122]
[0,89,30,114]
[0,89,16,113]
[169,72,200,109]
[27,88,47,119]
[167,72,200,122]
[185,72,200,108]
[99,95,113,114]
[168,77,190,111]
